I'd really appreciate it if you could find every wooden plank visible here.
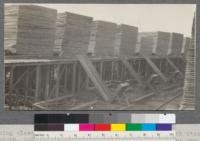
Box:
[77,65,82,93]
[64,64,68,94]
[13,68,36,88]
[77,55,111,101]
[116,62,120,80]
[35,66,41,101]
[25,67,29,101]
[13,69,28,88]
[55,65,60,98]
[100,61,103,80]
[55,65,66,98]
[48,65,65,98]
[33,104,48,110]
[69,100,98,110]
[111,61,114,81]
[5,56,165,67]
[166,57,183,77]
[33,95,73,106]
[133,92,155,102]
[72,62,77,95]
[120,57,143,85]
[8,66,15,110]
[142,54,168,82]
[44,66,50,99]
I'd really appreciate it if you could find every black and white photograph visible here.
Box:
[4,4,196,110]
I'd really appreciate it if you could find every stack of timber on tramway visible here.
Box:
[138,31,171,56]
[114,24,138,56]
[88,20,118,57]
[168,32,184,57]
[4,5,57,57]
[181,37,191,57]
[138,31,184,57]
[55,12,93,57]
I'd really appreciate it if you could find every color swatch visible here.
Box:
[111,124,126,131]
[95,124,111,131]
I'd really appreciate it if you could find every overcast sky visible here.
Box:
[6,4,196,37]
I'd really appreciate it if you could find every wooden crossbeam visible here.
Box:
[12,67,36,88]
[166,57,184,77]
[33,95,73,106]
[69,100,98,110]
[120,57,143,85]
[13,69,28,88]
[142,54,168,82]
[77,55,111,102]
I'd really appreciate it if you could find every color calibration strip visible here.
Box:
[34,113,175,124]
[34,114,175,132]
[35,123,172,131]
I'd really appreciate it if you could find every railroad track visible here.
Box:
[119,86,183,110]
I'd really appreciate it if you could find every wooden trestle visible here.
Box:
[5,55,185,109]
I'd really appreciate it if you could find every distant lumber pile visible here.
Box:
[138,31,184,57]
[168,33,184,57]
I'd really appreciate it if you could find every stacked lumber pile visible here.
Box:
[137,32,157,56]
[55,12,93,57]
[115,24,138,56]
[88,20,118,57]
[138,31,171,56]
[181,37,191,57]
[4,5,57,57]
[168,32,184,56]
[156,31,171,56]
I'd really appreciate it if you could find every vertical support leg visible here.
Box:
[25,67,29,104]
[121,62,124,81]
[111,61,114,81]
[72,62,77,95]
[77,64,82,94]
[35,66,41,102]
[64,64,68,95]
[100,61,103,80]
[8,66,15,110]
[159,59,162,72]
[45,65,50,99]
[55,64,61,98]
[8,67,14,95]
